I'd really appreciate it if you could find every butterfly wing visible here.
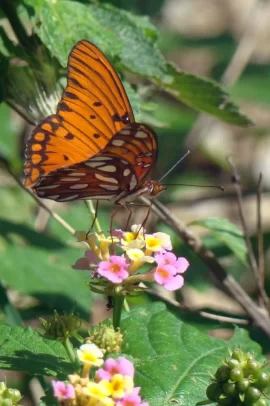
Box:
[34,123,158,202]
[24,40,135,188]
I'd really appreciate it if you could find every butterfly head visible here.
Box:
[146,180,167,198]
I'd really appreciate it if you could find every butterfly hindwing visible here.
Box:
[34,124,158,202]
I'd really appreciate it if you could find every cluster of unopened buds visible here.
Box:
[52,343,148,406]
[73,224,189,294]
[0,382,22,405]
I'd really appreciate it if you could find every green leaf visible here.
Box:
[0,325,73,377]
[162,63,253,126]
[189,217,248,265]
[122,303,260,406]
[89,3,166,79]
[0,219,91,317]
[27,1,121,67]
[23,0,252,125]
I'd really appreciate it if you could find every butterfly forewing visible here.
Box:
[24,40,135,188]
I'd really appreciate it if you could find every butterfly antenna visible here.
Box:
[159,150,191,182]
[163,183,224,191]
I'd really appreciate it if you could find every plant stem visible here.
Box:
[0,0,33,51]
[0,280,23,326]
[112,296,124,330]
[63,338,77,366]
[123,298,130,312]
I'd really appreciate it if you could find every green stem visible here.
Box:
[123,298,130,312]
[112,296,124,330]
[63,338,77,366]
[0,280,23,326]
[0,0,33,51]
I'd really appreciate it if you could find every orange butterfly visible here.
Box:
[24,40,166,204]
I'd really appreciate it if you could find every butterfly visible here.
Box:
[24,40,166,205]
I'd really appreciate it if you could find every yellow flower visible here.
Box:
[106,374,134,399]
[122,240,145,251]
[145,232,172,253]
[121,224,145,246]
[77,344,104,367]
[84,381,113,406]
[145,235,162,252]
[97,235,119,261]
[126,248,155,263]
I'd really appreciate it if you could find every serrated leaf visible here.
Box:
[190,217,248,265]
[162,63,253,126]
[23,0,253,125]
[28,1,121,67]
[0,325,73,377]
[121,303,261,406]
[89,4,166,79]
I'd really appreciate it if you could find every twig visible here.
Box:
[140,196,270,338]
[256,173,264,289]
[4,163,76,235]
[146,287,249,325]
[227,157,269,308]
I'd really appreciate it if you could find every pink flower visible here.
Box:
[116,391,149,406]
[52,380,75,401]
[96,357,134,381]
[97,256,129,283]
[72,250,98,270]
[155,252,189,273]
[155,264,185,291]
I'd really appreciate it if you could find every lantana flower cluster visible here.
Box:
[52,343,148,406]
[73,225,189,294]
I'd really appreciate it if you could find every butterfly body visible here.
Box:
[24,40,165,204]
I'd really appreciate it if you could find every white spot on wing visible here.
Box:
[90,157,112,161]
[95,173,118,184]
[145,151,152,157]
[47,195,60,200]
[60,177,80,182]
[85,162,103,168]
[112,139,125,147]
[38,185,59,189]
[100,185,119,191]
[69,172,86,176]
[136,162,142,166]
[120,130,131,135]
[69,184,88,189]
[135,131,147,139]
[143,164,151,168]
[123,169,131,176]
[121,159,129,165]
[130,175,137,190]
[58,195,79,201]
[99,165,117,172]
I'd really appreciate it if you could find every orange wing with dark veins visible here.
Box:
[24,40,135,188]
[34,123,158,202]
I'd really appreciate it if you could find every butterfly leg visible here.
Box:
[86,199,99,237]
[123,204,133,231]
[126,201,152,236]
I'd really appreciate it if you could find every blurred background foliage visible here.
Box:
[0,0,270,403]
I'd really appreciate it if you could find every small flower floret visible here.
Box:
[77,343,104,367]
[52,380,75,401]
[98,256,130,283]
